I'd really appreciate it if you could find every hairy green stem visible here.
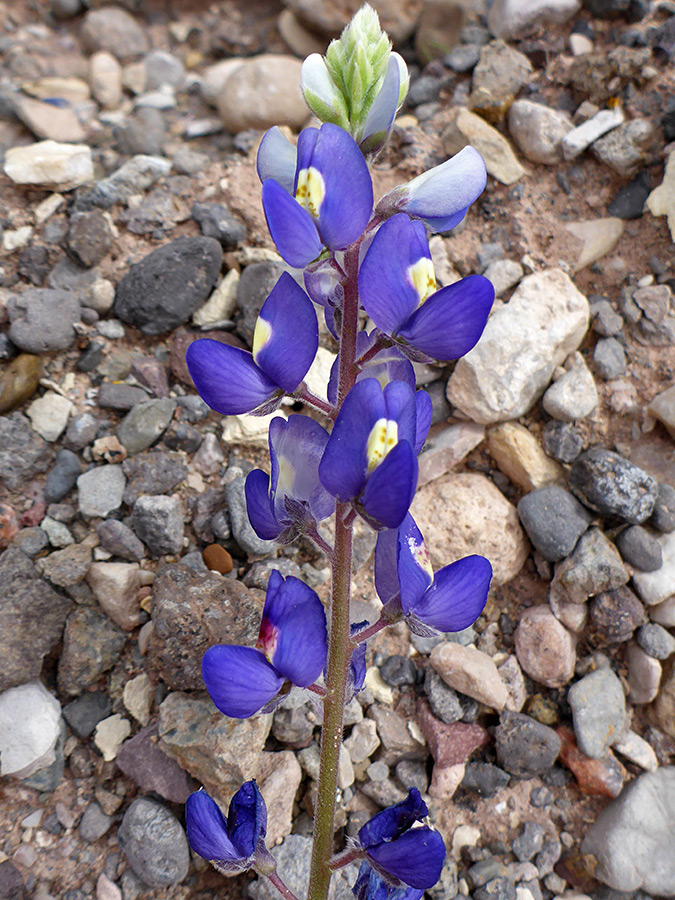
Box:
[306,242,361,900]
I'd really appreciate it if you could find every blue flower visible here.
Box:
[376,146,487,234]
[353,864,424,900]
[375,513,492,635]
[186,272,318,416]
[357,788,445,890]
[257,124,374,268]
[185,782,267,875]
[202,571,327,718]
[245,414,333,543]
[318,378,431,530]
[358,213,494,363]
[326,331,417,407]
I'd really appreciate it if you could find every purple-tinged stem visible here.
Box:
[307,682,328,698]
[351,616,389,646]
[296,387,337,420]
[327,846,363,870]
[267,871,301,900]
[307,528,336,565]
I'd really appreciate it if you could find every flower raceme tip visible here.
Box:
[202,570,327,719]
[185,272,318,417]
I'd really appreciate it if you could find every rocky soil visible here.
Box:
[2,0,675,899]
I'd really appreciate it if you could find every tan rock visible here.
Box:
[431,642,508,710]
[418,422,485,487]
[216,55,307,133]
[647,384,675,439]
[565,218,625,272]
[443,107,526,185]
[514,605,576,688]
[123,673,153,726]
[653,659,675,739]
[13,94,85,143]
[257,751,302,845]
[487,422,563,492]
[90,51,123,109]
[411,472,528,585]
[646,150,675,241]
[86,561,141,631]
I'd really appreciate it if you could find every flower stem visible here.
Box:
[307,240,361,900]
[267,871,301,900]
[296,387,337,420]
[351,616,389,645]
[307,528,336,564]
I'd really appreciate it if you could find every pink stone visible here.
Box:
[515,604,576,688]
[557,726,626,798]
[0,503,19,549]
[20,500,45,528]
[417,700,490,766]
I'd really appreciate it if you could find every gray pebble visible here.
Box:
[591,299,624,336]
[12,526,50,557]
[95,519,145,562]
[569,449,658,525]
[64,412,99,452]
[78,465,126,518]
[542,420,584,463]
[517,485,592,562]
[191,202,245,247]
[651,483,675,533]
[445,43,482,72]
[7,289,81,353]
[117,399,177,455]
[615,525,663,571]
[394,759,429,795]
[67,211,113,268]
[594,338,627,379]
[636,623,675,660]
[589,586,644,643]
[568,667,627,759]
[513,821,545,862]
[63,691,112,738]
[462,762,510,797]
[129,495,184,557]
[98,383,149,411]
[79,802,113,842]
[118,798,189,887]
[424,668,463,723]
[379,655,417,687]
[44,450,82,504]
[534,837,561,877]
[225,475,275,557]
[495,712,561,778]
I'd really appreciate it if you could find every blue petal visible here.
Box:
[353,864,425,900]
[360,54,400,154]
[367,828,446,890]
[261,571,327,687]
[349,637,367,695]
[359,345,416,395]
[410,555,492,632]
[402,146,487,233]
[358,214,431,335]
[254,272,318,393]
[319,379,385,501]
[185,791,239,862]
[374,527,400,604]
[397,275,494,362]
[303,259,345,309]
[396,514,433,613]
[245,469,281,541]
[383,380,417,448]
[228,780,267,859]
[256,127,297,194]
[269,415,333,525]
[262,179,323,268]
[202,645,284,718]
[414,390,432,453]
[186,339,279,416]
[359,788,428,849]
[294,127,320,186]
[360,440,417,530]
[309,124,374,250]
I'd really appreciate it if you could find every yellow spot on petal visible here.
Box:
[276,456,295,499]
[366,418,399,473]
[407,257,436,307]
[407,535,434,578]
[295,166,326,219]
[252,317,272,363]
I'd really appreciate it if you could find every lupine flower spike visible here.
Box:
[202,571,327,718]
[186,272,318,416]
[185,782,273,876]
[245,414,333,543]
[353,865,424,900]
[359,213,494,363]
[375,512,493,635]
[319,378,431,530]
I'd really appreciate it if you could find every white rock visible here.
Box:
[647,150,675,242]
[542,351,598,421]
[650,596,675,627]
[94,714,131,761]
[561,107,625,161]
[508,99,574,165]
[201,58,245,107]
[193,269,239,327]
[431,642,508,710]
[86,561,141,630]
[613,730,658,772]
[77,464,126,518]
[90,51,123,109]
[569,33,593,55]
[34,193,64,224]
[303,346,336,404]
[221,409,287,447]
[632,531,675,605]
[488,0,581,40]
[447,269,589,423]
[41,516,75,548]
[3,140,94,191]
[483,258,523,297]
[565,217,625,271]
[26,391,73,441]
[0,681,62,777]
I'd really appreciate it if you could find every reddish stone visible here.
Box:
[0,503,19,549]
[556,725,626,798]
[19,500,45,528]
[115,724,194,803]
[203,543,233,574]
[417,699,490,766]
[169,330,245,386]
[131,355,170,398]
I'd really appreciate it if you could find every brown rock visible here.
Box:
[0,354,43,414]
[0,503,19,549]
[514,605,576,688]
[653,659,675,740]
[411,472,528,586]
[115,725,194,804]
[42,537,96,588]
[58,606,126,696]
[557,726,626,798]
[590,587,644,643]
[86,562,141,630]
[366,706,427,764]
[148,562,264,690]
[203,544,233,575]
[257,751,302,845]
[417,700,490,766]
[285,0,422,44]
[487,422,564,492]
[469,40,533,123]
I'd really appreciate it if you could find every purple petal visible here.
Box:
[245,469,280,541]
[319,378,385,501]
[360,440,417,530]
[256,127,297,193]
[358,345,416,395]
[303,258,345,309]
[410,554,492,632]
[367,828,446,890]
[306,123,373,250]
[260,571,327,687]
[396,514,433,613]
[269,415,333,524]
[401,146,487,233]
[186,339,279,415]
[353,864,425,900]
[228,780,267,859]
[383,380,417,448]
[202,645,284,718]
[374,527,400,604]
[414,390,432,454]
[358,214,431,335]
[397,275,494,362]
[262,179,323,268]
[359,788,428,849]
[185,791,239,862]
[254,272,318,393]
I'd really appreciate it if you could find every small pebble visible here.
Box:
[615,525,663,571]
[202,543,233,574]
[636,623,675,659]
